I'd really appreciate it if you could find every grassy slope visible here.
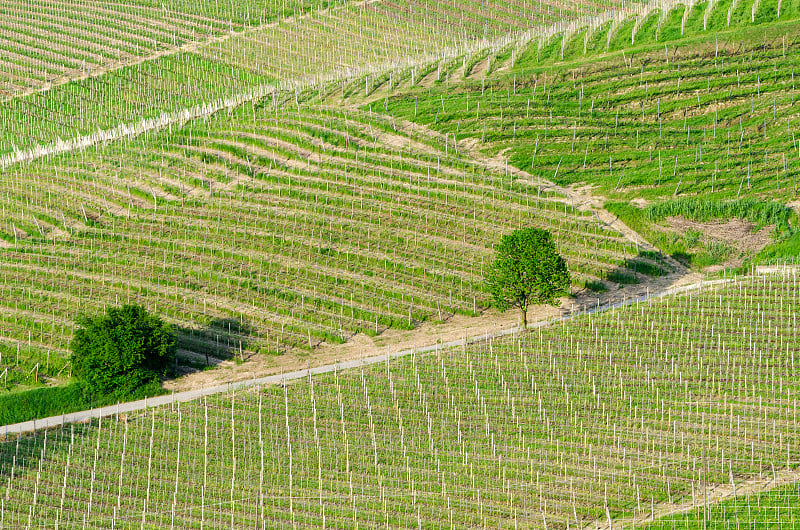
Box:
[376,0,800,267]
[0,0,630,155]
[1,272,797,527]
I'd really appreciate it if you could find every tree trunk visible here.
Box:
[521,306,528,329]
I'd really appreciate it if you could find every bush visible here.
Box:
[71,305,175,399]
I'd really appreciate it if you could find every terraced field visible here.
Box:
[381,0,800,204]
[360,0,800,269]
[0,0,640,157]
[1,270,797,527]
[3,0,800,524]
[0,0,351,96]
[0,103,644,392]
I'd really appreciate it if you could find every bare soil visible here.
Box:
[417,69,439,88]
[467,56,490,79]
[663,217,774,270]
[665,217,772,252]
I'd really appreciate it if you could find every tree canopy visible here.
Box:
[70,304,175,398]
[485,228,571,328]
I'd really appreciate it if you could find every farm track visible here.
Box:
[0,269,726,437]
[1,101,642,386]
[3,0,800,526]
[3,268,799,529]
[0,0,661,163]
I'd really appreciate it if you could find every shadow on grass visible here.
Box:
[563,249,676,318]
[175,317,258,370]
[0,318,259,431]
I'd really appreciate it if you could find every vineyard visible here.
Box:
[3,0,800,525]
[364,0,800,270]
[0,101,647,392]
[378,0,800,202]
[0,0,638,156]
[1,270,797,527]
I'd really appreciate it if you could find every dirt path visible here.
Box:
[164,109,698,392]
[467,56,490,79]
[592,466,800,529]
[165,266,701,392]
[8,270,720,438]
[5,272,798,525]
[382,118,687,274]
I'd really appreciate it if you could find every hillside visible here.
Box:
[1,0,797,390]
[2,0,800,526]
[0,0,634,157]
[1,269,797,527]
[0,102,646,393]
[372,0,800,267]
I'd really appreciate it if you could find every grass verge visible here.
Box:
[0,381,166,426]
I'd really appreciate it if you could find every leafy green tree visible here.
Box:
[486,228,571,328]
[70,305,175,398]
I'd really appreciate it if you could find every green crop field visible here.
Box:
[382,18,800,205]
[1,271,798,527]
[371,0,800,266]
[2,0,800,526]
[0,0,636,156]
[0,102,643,392]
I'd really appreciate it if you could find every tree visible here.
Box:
[485,228,571,328]
[70,304,175,398]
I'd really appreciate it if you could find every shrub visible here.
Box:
[70,305,175,398]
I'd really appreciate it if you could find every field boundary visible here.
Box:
[5,269,783,437]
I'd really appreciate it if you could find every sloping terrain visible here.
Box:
[373,0,800,266]
[1,270,797,527]
[0,103,643,392]
[2,0,800,525]
[0,0,637,156]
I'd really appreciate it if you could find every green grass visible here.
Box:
[0,52,275,152]
[1,0,635,155]
[369,2,800,275]
[605,201,745,268]
[377,6,800,207]
[645,198,795,234]
[0,102,638,394]
[605,268,641,283]
[0,380,165,426]
[751,229,800,263]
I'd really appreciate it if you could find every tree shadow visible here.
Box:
[174,318,258,374]
[0,417,100,478]
[558,249,676,318]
